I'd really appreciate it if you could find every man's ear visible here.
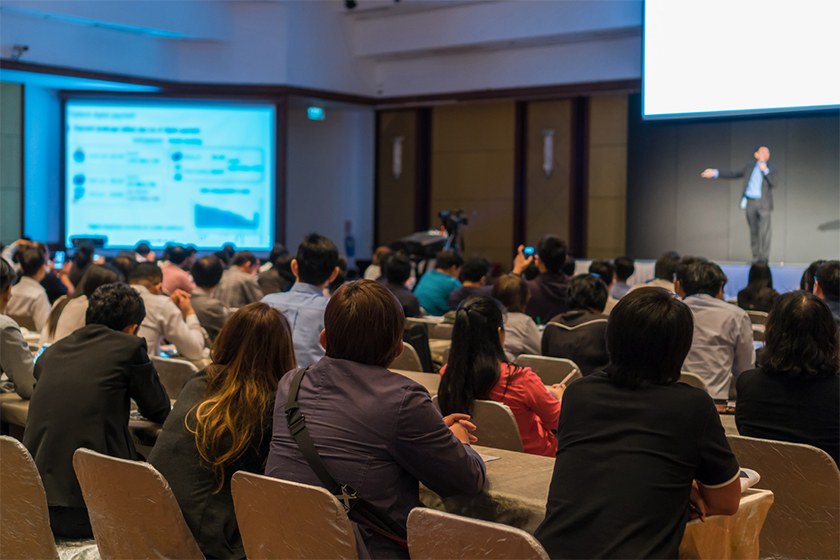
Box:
[814,280,824,298]
[291,259,300,280]
[327,266,340,284]
[122,324,139,335]
[319,329,327,350]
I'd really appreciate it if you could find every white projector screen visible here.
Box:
[643,0,840,118]
[64,99,276,250]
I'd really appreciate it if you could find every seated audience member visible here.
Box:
[677,261,755,399]
[262,234,340,367]
[737,261,779,312]
[190,256,230,343]
[150,303,296,558]
[736,291,839,464]
[183,246,198,272]
[7,246,51,332]
[39,246,72,304]
[23,283,171,538]
[68,243,96,288]
[492,275,540,361]
[561,254,576,277]
[512,235,571,324]
[129,263,206,361]
[327,255,348,296]
[383,252,421,317]
[267,280,485,559]
[814,260,840,322]
[259,244,286,273]
[134,241,155,263]
[542,274,610,376]
[111,251,137,280]
[674,256,707,298]
[40,264,123,345]
[0,258,36,398]
[214,251,263,308]
[610,256,635,299]
[413,250,463,316]
[160,245,196,295]
[364,245,393,281]
[536,288,741,558]
[630,251,681,295]
[588,259,618,314]
[439,296,564,457]
[800,259,826,292]
[257,245,294,295]
[448,257,492,311]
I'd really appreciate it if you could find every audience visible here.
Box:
[262,234,340,367]
[6,246,51,332]
[39,245,73,304]
[214,251,264,308]
[266,280,485,559]
[40,264,123,346]
[160,245,196,295]
[448,256,492,311]
[327,254,348,296]
[111,251,138,279]
[257,245,294,295]
[677,260,755,399]
[561,254,576,277]
[799,259,826,292]
[610,256,635,299]
[364,245,393,281]
[629,251,680,295]
[382,252,421,317]
[492,274,540,361]
[0,258,36,399]
[737,261,779,312]
[588,259,618,314]
[149,303,296,559]
[128,263,206,361]
[413,250,463,316]
[813,260,840,322]
[439,296,564,457]
[535,288,741,559]
[512,235,571,324]
[190,256,230,343]
[68,243,96,288]
[134,242,155,263]
[542,274,610,376]
[23,283,171,539]
[736,291,839,464]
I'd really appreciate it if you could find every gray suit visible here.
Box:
[717,161,779,261]
[190,289,229,343]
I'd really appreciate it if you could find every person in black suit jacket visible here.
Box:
[23,283,171,539]
[702,146,779,262]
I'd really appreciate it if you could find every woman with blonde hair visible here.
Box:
[149,302,296,559]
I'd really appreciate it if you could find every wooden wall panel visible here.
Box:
[376,110,417,246]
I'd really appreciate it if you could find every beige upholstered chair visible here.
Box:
[514,355,581,386]
[9,313,37,332]
[231,472,358,560]
[389,342,423,372]
[430,323,453,340]
[72,448,203,560]
[150,356,199,400]
[727,435,840,559]
[678,372,708,392]
[407,508,549,560]
[433,396,524,453]
[746,310,769,325]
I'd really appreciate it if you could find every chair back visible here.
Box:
[746,310,769,325]
[727,435,840,559]
[442,399,524,453]
[0,436,60,560]
[430,323,453,340]
[231,472,357,560]
[752,326,765,342]
[9,313,37,332]
[151,356,199,400]
[72,448,203,560]
[678,372,708,392]
[390,342,423,372]
[403,322,434,372]
[514,355,580,386]
[407,508,548,560]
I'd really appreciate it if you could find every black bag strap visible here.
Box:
[285,367,408,543]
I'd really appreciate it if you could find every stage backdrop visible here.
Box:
[626,94,839,263]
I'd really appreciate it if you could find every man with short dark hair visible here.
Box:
[190,256,230,342]
[611,256,635,300]
[214,251,263,308]
[512,234,571,324]
[448,257,492,311]
[588,259,618,314]
[0,257,36,399]
[630,251,681,295]
[7,246,51,331]
[160,244,196,295]
[134,241,155,263]
[23,283,170,539]
[814,260,840,322]
[413,250,463,316]
[383,252,422,318]
[262,234,340,367]
[676,261,754,399]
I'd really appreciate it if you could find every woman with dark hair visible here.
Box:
[535,288,741,559]
[737,261,779,312]
[492,275,540,360]
[67,243,95,288]
[257,244,294,295]
[439,296,564,457]
[39,264,123,345]
[149,303,297,559]
[736,291,840,464]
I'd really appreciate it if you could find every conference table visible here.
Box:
[421,446,774,560]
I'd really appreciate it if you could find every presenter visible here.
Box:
[701,146,778,262]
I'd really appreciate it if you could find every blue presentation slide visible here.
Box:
[64,100,275,250]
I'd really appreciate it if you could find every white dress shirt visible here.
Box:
[132,285,206,361]
[682,294,755,400]
[7,276,51,332]
[39,296,89,346]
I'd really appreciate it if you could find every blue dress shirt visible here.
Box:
[262,282,328,367]
[744,162,767,200]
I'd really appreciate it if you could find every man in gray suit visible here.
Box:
[702,146,779,262]
[190,256,229,343]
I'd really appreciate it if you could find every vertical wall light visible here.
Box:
[542,129,555,177]
[392,136,404,179]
